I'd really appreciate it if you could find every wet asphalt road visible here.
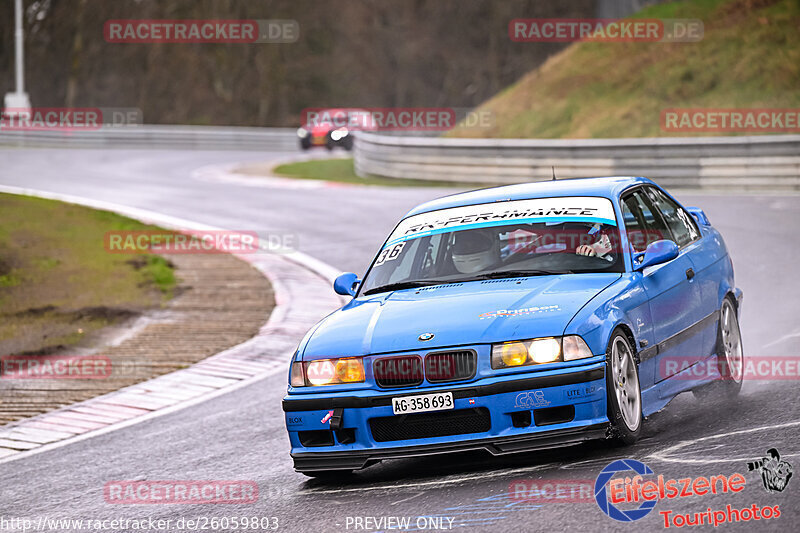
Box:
[0,147,798,533]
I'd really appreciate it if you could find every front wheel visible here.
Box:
[606,330,642,445]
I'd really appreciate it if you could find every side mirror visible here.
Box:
[635,240,679,271]
[333,272,360,296]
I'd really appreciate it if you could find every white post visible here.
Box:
[4,0,32,114]
[14,0,24,93]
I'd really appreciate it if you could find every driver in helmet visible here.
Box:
[576,231,613,258]
[451,228,500,274]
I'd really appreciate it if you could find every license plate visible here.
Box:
[392,392,453,415]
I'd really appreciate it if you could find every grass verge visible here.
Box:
[0,193,177,355]
[266,158,485,188]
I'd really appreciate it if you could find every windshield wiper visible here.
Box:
[363,270,574,295]
[363,280,454,296]
[470,269,574,280]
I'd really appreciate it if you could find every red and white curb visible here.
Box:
[0,185,347,464]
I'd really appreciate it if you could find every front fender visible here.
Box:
[564,275,654,360]
[732,287,743,313]
[716,253,742,313]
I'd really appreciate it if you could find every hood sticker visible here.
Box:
[479,304,561,319]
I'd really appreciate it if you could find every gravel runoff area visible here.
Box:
[0,252,274,426]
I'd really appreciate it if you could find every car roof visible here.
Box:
[404,176,655,217]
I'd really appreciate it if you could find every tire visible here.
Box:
[342,136,354,151]
[693,297,743,400]
[606,329,642,445]
[299,138,311,150]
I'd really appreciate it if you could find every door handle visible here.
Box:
[686,268,695,280]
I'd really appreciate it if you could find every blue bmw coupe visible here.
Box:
[282,176,744,476]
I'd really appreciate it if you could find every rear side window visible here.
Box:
[621,190,670,253]
[644,187,700,247]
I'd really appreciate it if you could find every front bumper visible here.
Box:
[283,362,609,472]
[292,423,609,472]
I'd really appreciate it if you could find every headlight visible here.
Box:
[528,337,561,364]
[296,127,308,138]
[491,336,593,369]
[330,127,349,141]
[291,357,365,387]
[498,342,528,367]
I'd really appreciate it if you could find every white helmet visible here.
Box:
[452,229,497,274]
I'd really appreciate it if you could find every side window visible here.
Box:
[644,187,700,247]
[622,191,670,253]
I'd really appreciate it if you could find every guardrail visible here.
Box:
[354,132,800,189]
[0,125,298,151]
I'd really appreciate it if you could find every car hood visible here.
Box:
[300,273,620,358]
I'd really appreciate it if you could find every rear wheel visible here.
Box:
[606,330,642,445]
[693,297,743,399]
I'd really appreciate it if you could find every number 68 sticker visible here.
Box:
[375,242,405,266]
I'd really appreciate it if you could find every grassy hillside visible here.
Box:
[450,0,799,138]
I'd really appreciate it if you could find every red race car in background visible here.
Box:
[297,108,375,151]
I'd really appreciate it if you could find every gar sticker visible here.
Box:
[321,410,334,424]
[515,390,550,408]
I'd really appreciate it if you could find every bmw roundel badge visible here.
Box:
[418,332,434,341]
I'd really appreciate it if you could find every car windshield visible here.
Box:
[361,196,623,295]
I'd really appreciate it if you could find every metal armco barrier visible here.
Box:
[0,125,297,151]
[353,132,800,190]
